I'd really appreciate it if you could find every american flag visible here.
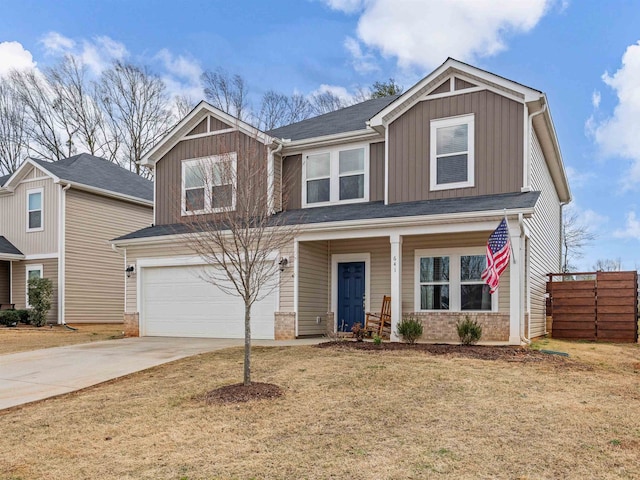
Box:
[481,218,511,294]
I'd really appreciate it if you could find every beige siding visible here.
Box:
[155,131,268,225]
[274,153,283,211]
[12,257,59,323]
[429,80,450,95]
[282,154,302,210]
[0,261,9,303]
[279,243,295,312]
[210,116,231,131]
[186,118,208,136]
[0,172,59,256]
[388,90,524,203]
[65,189,152,323]
[524,130,561,338]
[455,78,476,90]
[298,241,329,335]
[402,233,510,315]
[369,142,385,202]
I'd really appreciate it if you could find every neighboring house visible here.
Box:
[112,58,571,344]
[0,154,153,324]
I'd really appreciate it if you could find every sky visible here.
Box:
[1,0,640,271]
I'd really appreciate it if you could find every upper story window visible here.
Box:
[303,145,368,207]
[26,188,43,232]
[181,153,236,215]
[415,248,495,312]
[430,114,475,191]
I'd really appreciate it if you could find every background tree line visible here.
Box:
[0,55,403,177]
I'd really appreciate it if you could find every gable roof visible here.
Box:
[0,236,24,259]
[267,95,399,142]
[0,174,9,187]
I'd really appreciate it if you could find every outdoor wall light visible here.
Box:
[125,265,135,278]
[278,257,289,272]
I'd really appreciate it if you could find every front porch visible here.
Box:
[293,220,525,344]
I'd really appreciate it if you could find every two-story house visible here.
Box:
[112,58,571,344]
[0,154,153,324]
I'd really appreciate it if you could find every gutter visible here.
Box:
[518,213,531,345]
[58,183,72,327]
[522,100,547,192]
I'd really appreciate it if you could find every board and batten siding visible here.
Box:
[0,261,10,303]
[154,131,267,225]
[524,130,561,338]
[0,168,59,256]
[388,90,524,204]
[402,232,510,315]
[11,258,59,323]
[65,189,152,323]
[297,241,329,335]
[369,142,385,202]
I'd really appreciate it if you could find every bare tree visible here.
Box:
[258,90,290,131]
[593,258,622,272]
[562,210,597,273]
[309,90,347,115]
[0,79,27,174]
[179,132,299,386]
[286,93,314,124]
[173,94,197,119]
[201,68,249,121]
[99,61,173,174]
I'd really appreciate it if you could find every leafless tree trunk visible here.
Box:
[178,131,299,386]
[593,258,622,272]
[98,61,173,175]
[173,94,197,118]
[0,80,27,174]
[201,68,249,121]
[309,90,347,116]
[562,210,596,273]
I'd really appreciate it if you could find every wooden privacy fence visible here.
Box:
[547,271,638,343]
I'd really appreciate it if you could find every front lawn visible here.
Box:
[1,340,639,479]
[0,323,124,355]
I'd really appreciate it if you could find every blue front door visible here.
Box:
[337,262,365,332]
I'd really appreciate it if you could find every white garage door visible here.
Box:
[140,265,276,339]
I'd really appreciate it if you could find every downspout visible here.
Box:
[268,141,284,214]
[58,183,74,329]
[524,101,548,191]
[111,243,127,316]
[518,213,530,345]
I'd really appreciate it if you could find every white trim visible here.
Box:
[57,184,69,324]
[293,239,299,337]
[330,253,371,333]
[26,187,44,232]
[24,253,58,260]
[153,169,157,225]
[384,126,389,205]
[180,128,236,141]
[180,153,237,215]
[0,254,24,261]
[414,247,498,313]
[9,261,12,303]
[301,142,370,208]
[1,158,60,192]
[18,176,51,184]
[280,129,381,155]
[430,114,475,191]
[267,148,275,213]
[25,264,43,308]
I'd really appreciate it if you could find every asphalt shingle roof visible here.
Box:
[30,154,153,202]
[0,236,23,256]
[113,191,540,242]
[266,95,399,141]
[0,174,9,187]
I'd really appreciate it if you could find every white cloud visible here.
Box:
[591,90,601,109]
[565,165,595,189]
[591,41,640,190]
[344,37,378,74]
[155,49,204,101]
[41,32,75,54]
[565,202,608,234]
[613,211,640,239]
[0,41,36,76]
[324,0,554,71]
[311,84,353,102]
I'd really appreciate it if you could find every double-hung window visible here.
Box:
[182,153,236,215]
[430,114,474,191]
[26,264,43,308]
[303,145,368,206]
[27,188,43,232]
[416,248,496,312]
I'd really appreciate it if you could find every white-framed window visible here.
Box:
[26,264,43,308]
[415,247,497,312]
[302,144,369,207]
[430,114,475,191]
[26,188,44,232]
[181,153,237,215]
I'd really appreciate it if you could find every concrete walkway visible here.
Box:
[0,337,322,411]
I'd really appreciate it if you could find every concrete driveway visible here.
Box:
[0,336,321,410]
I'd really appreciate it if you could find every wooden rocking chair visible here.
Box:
[365,295,391,338]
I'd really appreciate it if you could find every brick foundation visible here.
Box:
[274,312,296,340]
[123,312,139,337]
[407,312,510,342]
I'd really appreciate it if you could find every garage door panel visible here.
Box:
[141,265,276,339]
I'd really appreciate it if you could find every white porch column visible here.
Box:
[390,233,403,342]
[509,232,522,345]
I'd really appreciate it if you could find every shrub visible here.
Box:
[15,309,30,324]
[456,316,483,345]
[351,322,365,342]
[0,309,20,326]
[373,334,382,346]
[396,316,423,344]
[28,277,53,327]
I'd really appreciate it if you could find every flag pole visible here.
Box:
[504,209,515,264]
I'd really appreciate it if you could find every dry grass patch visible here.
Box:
[0,323,124,355]
[1,343,639,479]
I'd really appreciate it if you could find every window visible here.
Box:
[415,248,496,312]
[182,154,236,215]
[27,188,43,231]
[303,145,368,207]
[430,114,474,191]
[26,264,43,308]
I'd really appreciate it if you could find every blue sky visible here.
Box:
[1,0,640,271]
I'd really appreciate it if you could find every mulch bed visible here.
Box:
[317,340,571,363]
[205,382,284,404]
